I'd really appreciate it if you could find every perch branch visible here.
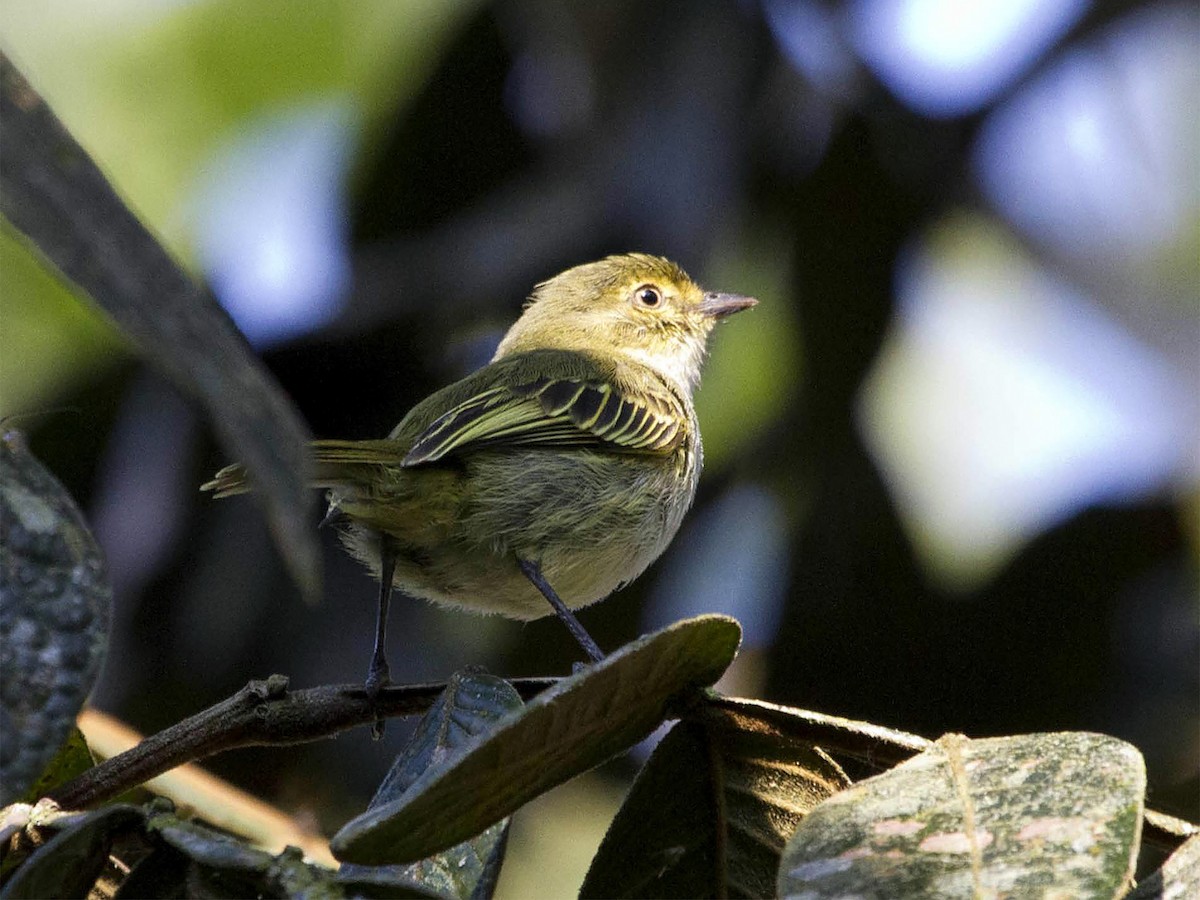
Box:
[47,675,557,811]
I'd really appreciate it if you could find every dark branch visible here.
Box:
[47,675,558,811]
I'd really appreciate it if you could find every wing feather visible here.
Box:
[402,373,684,467]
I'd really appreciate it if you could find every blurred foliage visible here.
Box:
[0,228,126,416]
[2,0,478,249]
[693,229,802,470]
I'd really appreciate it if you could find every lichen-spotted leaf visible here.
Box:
[0,433,110,805]
[778,732,1145,899]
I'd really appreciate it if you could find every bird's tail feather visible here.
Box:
[200,439,409,498]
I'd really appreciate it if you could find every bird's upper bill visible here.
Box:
[696,292,758,319]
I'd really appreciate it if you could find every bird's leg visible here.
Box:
[518,558,605,664]
[365,539,396,700]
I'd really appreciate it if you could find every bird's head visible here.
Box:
[494,253,757,392]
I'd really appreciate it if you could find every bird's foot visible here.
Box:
[365,657,391,739]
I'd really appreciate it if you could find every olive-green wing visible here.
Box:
[402,375,684,467]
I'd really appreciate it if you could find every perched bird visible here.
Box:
[203,253,755,694]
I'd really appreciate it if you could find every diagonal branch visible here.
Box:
[47,675,558,812]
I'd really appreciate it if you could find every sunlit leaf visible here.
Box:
[333,615,742,865]
[0,228,125,416]
[778,732,1144,899]
[702,695,930,768]
[1,1,480,239]
[582,715,849,899]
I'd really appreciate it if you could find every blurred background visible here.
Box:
[2,0,1196,893]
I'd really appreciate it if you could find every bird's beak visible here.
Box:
[697,292,758,319]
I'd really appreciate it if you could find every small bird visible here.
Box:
[203,253,755,695]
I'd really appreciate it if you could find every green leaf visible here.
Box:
[332,615,742,866]
[0,433,111,805]
[0,227,125,415]
[15,728,95,806]
[111,844,191,900]
[145,807,355,899]
[0,805,143,899]
[340,670,523,899]
[778,732,1145,899]
[582,714,849,899]
[2,2,479,238]
[1128,832,1200,899]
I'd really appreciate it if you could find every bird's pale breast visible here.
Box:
[340,434,700,619]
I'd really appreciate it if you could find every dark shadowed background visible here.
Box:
[3,0,1196,893]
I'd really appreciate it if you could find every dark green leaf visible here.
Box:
[701,695,930,769]
[15,727,95,806]
[370,671,526,808]
[147,809,350,899]
[1128,833,1200,899]
[0,55,319,598]
[332,615,742,865]
[113,844,191,900]
[148,811,277,873]
[0,803,87,884]
[778,732,1145,899]
[582,714,849,899]
[340,671,522,899]
[335,866,462,900]
[0,804,143,899]
[0,433,111,805]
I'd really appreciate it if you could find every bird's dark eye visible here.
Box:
[635,285,662,308]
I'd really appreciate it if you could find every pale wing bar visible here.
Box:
[403,376,684,467]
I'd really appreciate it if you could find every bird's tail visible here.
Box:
[200,439,409,498]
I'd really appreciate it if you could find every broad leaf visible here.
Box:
[0,805,142,899]
[145,807,384,899]
[582,715,849,899]
[702,695,930,768]
[333,615,742,865]
[15,728,94,806]
[778,732,1145,899]
[0,433,110,805]
[340,670,522,899]
[0,56,319,598]
[1128,833,1199,899]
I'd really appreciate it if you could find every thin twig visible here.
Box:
[47,675,557,811]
